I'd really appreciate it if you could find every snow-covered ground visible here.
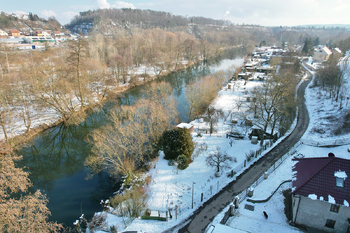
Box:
[106,78,268,233]
[0,60,191,142]
[95,66,299,232]
[95,55,350,233]
[206,58,350,233]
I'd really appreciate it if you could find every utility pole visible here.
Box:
[192,181,196,209]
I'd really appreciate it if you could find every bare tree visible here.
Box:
[66,36,90,108]
[206,107,224,135]
[86,98,174,179]
[0,146,62,232]
[185,75,225,121]
[206,146,233,173]
[248,73,297,135]
[0,81,14,142]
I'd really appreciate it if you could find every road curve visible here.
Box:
[166,72,312,233]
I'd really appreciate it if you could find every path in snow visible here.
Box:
[172,70,312,233]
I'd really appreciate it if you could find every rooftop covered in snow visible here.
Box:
[292,156,350,206]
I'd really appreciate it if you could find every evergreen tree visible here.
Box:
[302,37,313,54]
[177,154,189,170]
[162,128,194,160]
[313,37,320,46]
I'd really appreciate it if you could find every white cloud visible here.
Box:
[96,0,111,9]
[41,10,57,18]
[111,1,136,9]
[59,11,79,24]
[94,0,135,10]
[13,11,28,16]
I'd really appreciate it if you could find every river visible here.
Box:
[16,48,246,228]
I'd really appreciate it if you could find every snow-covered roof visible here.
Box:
[176,123,193,129]
[315,46,332,55]
[293,156,350,206]
[0,29,8,36]
[333,47,342,54]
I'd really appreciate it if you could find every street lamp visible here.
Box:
[192,182,196,209]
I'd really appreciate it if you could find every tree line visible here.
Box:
[0,25,230,144]
[67,8,230,31]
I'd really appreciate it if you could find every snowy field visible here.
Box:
[98,56,350,233]
[102,75,299,232]
[0,61,189,142]
[209,144,350,233]
[301,57,350,146]
[5,53,349,233]
[205,58,350,233]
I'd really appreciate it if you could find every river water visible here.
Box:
[16,48,246,227]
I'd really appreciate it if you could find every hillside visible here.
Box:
[65,8,230,34]
[0,12,63,34]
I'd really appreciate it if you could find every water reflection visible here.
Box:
[15,47,247,226]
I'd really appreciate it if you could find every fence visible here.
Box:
[301,137,350,147]
[238,141,300,203]
[220,141,302,224]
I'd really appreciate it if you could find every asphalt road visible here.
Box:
[167,72,312,233]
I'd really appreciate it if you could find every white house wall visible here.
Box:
[293,195,350,232]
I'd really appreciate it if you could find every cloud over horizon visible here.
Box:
[41,9,57,19]
[96,0,135,10]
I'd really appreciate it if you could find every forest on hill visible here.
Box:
[0,12,62,32]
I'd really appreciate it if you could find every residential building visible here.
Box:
[41,30,51,37]
[53,31,61,37]
[0,29,8,38]
[33,31,43,37]
[23,36,55,44]
[314,46,332,61]
[292,155,350,232]
[9,29,20,37]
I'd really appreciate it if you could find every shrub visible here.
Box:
[283,189,293,221]
[110,186,147,218]
[168,159,175,166]
[141,215,167,221]
[161,128,194,160]
[245,150,255,162]
[177,154,189,170]
[110,225,118,233]
[88,212,107,231]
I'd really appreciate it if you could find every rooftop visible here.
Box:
[293,156,350,206]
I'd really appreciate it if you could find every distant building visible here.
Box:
[332,47,342,55]
[295,45,303,53]
[314,46,332,61]
[176,123,194,133]
[292,155,350,232]
[9,29,20,37]
[33,31,43,37]
[0,29,8,38]
[21,14,29,20]
[23,36,55,44]
[41,30,51,37]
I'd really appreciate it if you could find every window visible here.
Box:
[330,204,340,213]
[325,219,336,228]
[336,177,345,188]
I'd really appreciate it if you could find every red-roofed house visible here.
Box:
[9,29,20,37]
[292,155,350,232]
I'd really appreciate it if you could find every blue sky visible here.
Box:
[2,0,350,26]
